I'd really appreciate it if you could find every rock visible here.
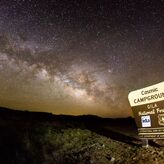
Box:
[111,157,115,162]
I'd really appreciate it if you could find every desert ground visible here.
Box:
[0,107,163,164]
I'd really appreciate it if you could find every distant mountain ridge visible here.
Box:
[0,106,137,137]
[0,106,134,123]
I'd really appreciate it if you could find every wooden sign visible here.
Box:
[128,82,164,139]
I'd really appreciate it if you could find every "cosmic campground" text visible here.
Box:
[134,92,164,104]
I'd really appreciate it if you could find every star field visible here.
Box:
[0,0,163,117]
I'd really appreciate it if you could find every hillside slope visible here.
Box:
[0,107,163,164]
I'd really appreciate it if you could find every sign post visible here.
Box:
[128,82,164,146]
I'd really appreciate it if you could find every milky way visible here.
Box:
[0,0,163,117]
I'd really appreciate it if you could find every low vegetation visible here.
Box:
[0,108,163,163]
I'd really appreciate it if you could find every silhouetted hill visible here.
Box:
[0,106,135,125]
[0,106,137,135]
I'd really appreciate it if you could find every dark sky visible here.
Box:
[0,0,163,117]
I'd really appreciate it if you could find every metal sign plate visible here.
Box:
[128,82,164,139]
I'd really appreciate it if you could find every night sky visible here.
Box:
[0,0,163,117]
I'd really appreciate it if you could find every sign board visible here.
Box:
[128,82,164,139]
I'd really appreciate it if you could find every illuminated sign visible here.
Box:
[128,82,164,139]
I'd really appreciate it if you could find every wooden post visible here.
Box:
[142,139,149,147]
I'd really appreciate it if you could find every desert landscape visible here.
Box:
[0,107,163,164]
[0,1,163,163]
